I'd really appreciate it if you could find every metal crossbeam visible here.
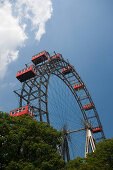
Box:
[67,128,85,134]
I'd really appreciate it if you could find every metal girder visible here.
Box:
[67,128,86,134]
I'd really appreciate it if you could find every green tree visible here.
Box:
[86,138,113,170]
[66,138,113,170]
[65,157,83,169]
[0,111,65,169]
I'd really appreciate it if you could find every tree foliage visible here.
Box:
[66,138,113,170]
[1,111,113,169]
[0,112,65,169]
[86,138,113,169]
[66,157,83,169]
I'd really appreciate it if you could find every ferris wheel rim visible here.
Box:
[17,57,105,141]
[13,56,106,160]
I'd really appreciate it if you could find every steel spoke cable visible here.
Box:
[48,75,81,121]
[48,95,83,129]
[47,73,86,159]
[48,76,83,130]
[48,79,65,126]
[69,131,86,158]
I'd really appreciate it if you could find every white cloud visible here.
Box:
[0,0,27,80]
[0,0,53,80]
[15,0,53,41]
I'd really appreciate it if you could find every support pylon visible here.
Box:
[85,129,96,157]
[61,125,70,162]
[61,133,70,162]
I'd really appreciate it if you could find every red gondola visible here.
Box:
[48,53,62,61]
[62,65,73,75]
[10,105,34,117]
[92,127,102,133]
[16,65,37,82]
[74,83,84,91]
[31,51,49,65]
[83,103,94,111]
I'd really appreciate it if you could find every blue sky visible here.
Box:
[0,0,113,141]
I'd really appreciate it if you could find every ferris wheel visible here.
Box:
[12,51,105,161]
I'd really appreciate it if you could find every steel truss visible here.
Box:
[14,57,105,160]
